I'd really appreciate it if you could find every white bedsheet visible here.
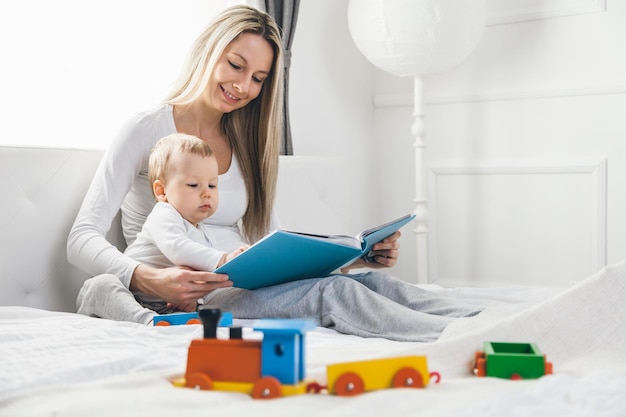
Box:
[2,260,626,417]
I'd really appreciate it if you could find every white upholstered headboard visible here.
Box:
[0,146,350,312]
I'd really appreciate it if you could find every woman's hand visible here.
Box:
[340,231,401,273]
[130,264,233,312]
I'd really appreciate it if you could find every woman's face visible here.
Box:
[207,32,274,113]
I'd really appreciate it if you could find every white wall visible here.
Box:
[0,0,378,230]
[9,0,611,288]
[0,0,382,269]
[374,0,626,287]
[289,0,379,238]
[0,0,230,149]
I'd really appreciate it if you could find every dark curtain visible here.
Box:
[264,0,300,155]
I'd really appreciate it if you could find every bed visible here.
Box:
[1,146,625,417]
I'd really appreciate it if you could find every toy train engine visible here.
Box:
[182,307,316,399]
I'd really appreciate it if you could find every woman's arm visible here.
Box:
[67,117,149,287]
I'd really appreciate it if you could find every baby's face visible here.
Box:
[160,152,219,226]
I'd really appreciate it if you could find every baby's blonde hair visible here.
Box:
[149,133,214,198]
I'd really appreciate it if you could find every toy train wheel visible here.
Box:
[155,321,170,326]
[186,318,201,325]
[392,367,424,388]
[252,376,282,399]
[186,372,213,391]
[334,372,365,396]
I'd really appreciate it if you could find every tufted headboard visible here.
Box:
[0,146,350,312]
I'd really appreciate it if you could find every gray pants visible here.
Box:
[77,272,481,342]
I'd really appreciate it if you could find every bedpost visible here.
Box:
[412,75,429,284]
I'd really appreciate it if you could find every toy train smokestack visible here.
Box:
[198,306,221,339]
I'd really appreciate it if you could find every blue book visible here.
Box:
[215,214,416,290]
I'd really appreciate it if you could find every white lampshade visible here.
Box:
[347,0,486,76]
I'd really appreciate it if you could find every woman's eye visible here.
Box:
[229,61,242,70]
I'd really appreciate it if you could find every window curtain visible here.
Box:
[263,0,300,155]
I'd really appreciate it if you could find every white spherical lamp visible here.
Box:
[347,0,486,76]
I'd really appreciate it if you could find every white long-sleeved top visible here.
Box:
[67,104,255,288]
[124,201,226,272]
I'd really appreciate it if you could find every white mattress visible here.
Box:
[2,261,626,417]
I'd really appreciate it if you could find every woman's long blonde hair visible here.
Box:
[163,5,284,243]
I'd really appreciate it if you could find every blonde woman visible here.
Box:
[68,5,480,341]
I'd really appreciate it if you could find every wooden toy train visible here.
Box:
[171,307,440,399]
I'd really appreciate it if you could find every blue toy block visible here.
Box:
[253,319,316,385]
[153,311,233,327]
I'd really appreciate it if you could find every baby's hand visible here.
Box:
[234,245,249,255]
[221,245,250,265]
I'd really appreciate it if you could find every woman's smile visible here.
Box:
[220,85,240,103]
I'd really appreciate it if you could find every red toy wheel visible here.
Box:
[333,372,365,396]
[155,321,171,326]
[185,372,213,390]
[186,318,201,325]
[392,367,424,388]
[252,376,282,399]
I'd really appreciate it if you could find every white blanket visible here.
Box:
[1,260,625,417]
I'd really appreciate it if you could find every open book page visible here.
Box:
[357,214,414,241]
[285,231,361,249]
[288,214,415,251]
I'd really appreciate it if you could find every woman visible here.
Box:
[68,5,479,341]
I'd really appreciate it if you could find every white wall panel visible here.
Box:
[428,160,607,287]
[486,0,606,25]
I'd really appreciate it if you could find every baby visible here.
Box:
[125,133,247,311]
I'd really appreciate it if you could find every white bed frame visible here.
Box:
[0,146,350,312]
[2,145,625,417]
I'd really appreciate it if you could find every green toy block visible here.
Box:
[483,342,547,379]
